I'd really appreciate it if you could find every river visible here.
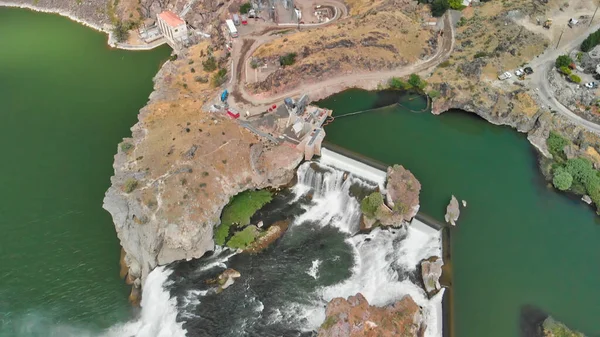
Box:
[2,7,600,337]
[317,89,600,337]
[0,7,170,336]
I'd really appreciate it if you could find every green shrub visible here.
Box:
[279,53,297,67]
[240,2,252,14]
[215,223,231,245]
[559,66,571,75]
[474,51,488,59]
[428,90,441,99]
[112,21,130,42]
[388,77,410,90]
[569,74,582,83]
[221,190,273,228]
[226,225,259,249]
[581,28,600,52]
[123,179,138,193]
[552,168,573,191]
[439,60,451,67]
[448,0,465,9]
[211,68,228,87]
[555,55,573,68]
[360,192,383,217]
[546,131,570,160]
[203,56,217,72]
[120,142,134,153]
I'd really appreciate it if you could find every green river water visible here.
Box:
[318,90,600,337]
[2,7,600,337]
[0,8,170,336]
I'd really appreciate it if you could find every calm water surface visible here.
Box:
[0,8,170,335]
[318,89,600,337]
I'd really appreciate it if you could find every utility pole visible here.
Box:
[590,5,599,27]
[556,27,565,49]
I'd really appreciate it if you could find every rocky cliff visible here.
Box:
[103,42,303,290]
[317,293,424,337]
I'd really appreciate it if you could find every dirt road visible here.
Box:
[228,13,454,115]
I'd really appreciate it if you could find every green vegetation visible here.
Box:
[112,21,131,43]
[123,179,138,193]
[214,223,231,246]
[320,316,339,330]
[576,52,584,62]
[120,142,134,153]
[439,60,451,67]
[389,74,427,91]
[360,192,384,217]
[543,317,585,337]
[547,131,570,162]
[474,51,488,59]
[430,0,449,17]
[569,74,582,83]
[221,190,273,228]
[559,66,572,75]
[552,167,573,191]
[202,56,217,72]
[240,2,252,14]
[581,28,600,52]
[555,55,573,68]
[211,68,228,87]
[226,225,259,249]
[428,90,441,99]
[448,0,465,9]
[279,53,297,67]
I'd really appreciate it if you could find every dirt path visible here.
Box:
[229,13,454,115]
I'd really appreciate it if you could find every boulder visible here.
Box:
[421,257,444,297]
[582,195,592,204]
[207,268,241,293]
[385,165,421,222]
[444,195,460,226]
[318,293,424,337]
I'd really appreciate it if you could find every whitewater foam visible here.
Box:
[306,259,322,279]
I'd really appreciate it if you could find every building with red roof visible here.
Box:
[156,11,188,48]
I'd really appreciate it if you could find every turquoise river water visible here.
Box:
[1,7,599,337]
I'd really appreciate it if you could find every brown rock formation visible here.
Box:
[318,293,424,337]
[385,165,421,222]
[421,256,443,297]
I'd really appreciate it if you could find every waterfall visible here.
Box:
[292,161,377,233]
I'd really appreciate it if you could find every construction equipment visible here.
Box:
[543,19,552,29]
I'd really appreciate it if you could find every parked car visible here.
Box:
[585,82,597,89]
[515,68,524,76]
[524,67,534,75]
[498,72,512,80]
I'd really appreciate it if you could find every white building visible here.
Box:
[156,11,188,48]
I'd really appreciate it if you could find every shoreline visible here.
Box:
[0,3,170,51]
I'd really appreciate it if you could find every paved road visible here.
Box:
[527,22,600,134]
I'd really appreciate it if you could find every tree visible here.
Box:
[553,168,573,191]
[279,53,297,67]
[448,0,464,9]
[569,74,582,83]
[555,55,573,68]
[240,2,252,14]
[211,68,228,87]
[581,29,600,52]
[431,0,449,17]
[565,157,594,183]
[546,131,570,159]
[360,192,383,218]
[112,21,130,42]
[388,77,409,89]
[408,74,427,89]
[203,56,217,72]
[559,66,572,75]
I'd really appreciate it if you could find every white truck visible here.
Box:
[232,14,241,26]
[498,72,512,80]
[226,19,238,38]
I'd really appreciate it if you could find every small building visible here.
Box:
[157,11,189,49]
[426,18,438,26]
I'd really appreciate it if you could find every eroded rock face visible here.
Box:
[103,63,303,286]
[421,257,443,297]
[317,293,424,337]
[385,165,421,222]
[444,195,460,226]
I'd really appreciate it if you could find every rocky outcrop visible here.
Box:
[103,55,303,288]
[421,256,443,297]
[205,268,241,293]
[384,165,421,222]
[318,293,424,337]
[444,195,460,226]
[542,316,585,337]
